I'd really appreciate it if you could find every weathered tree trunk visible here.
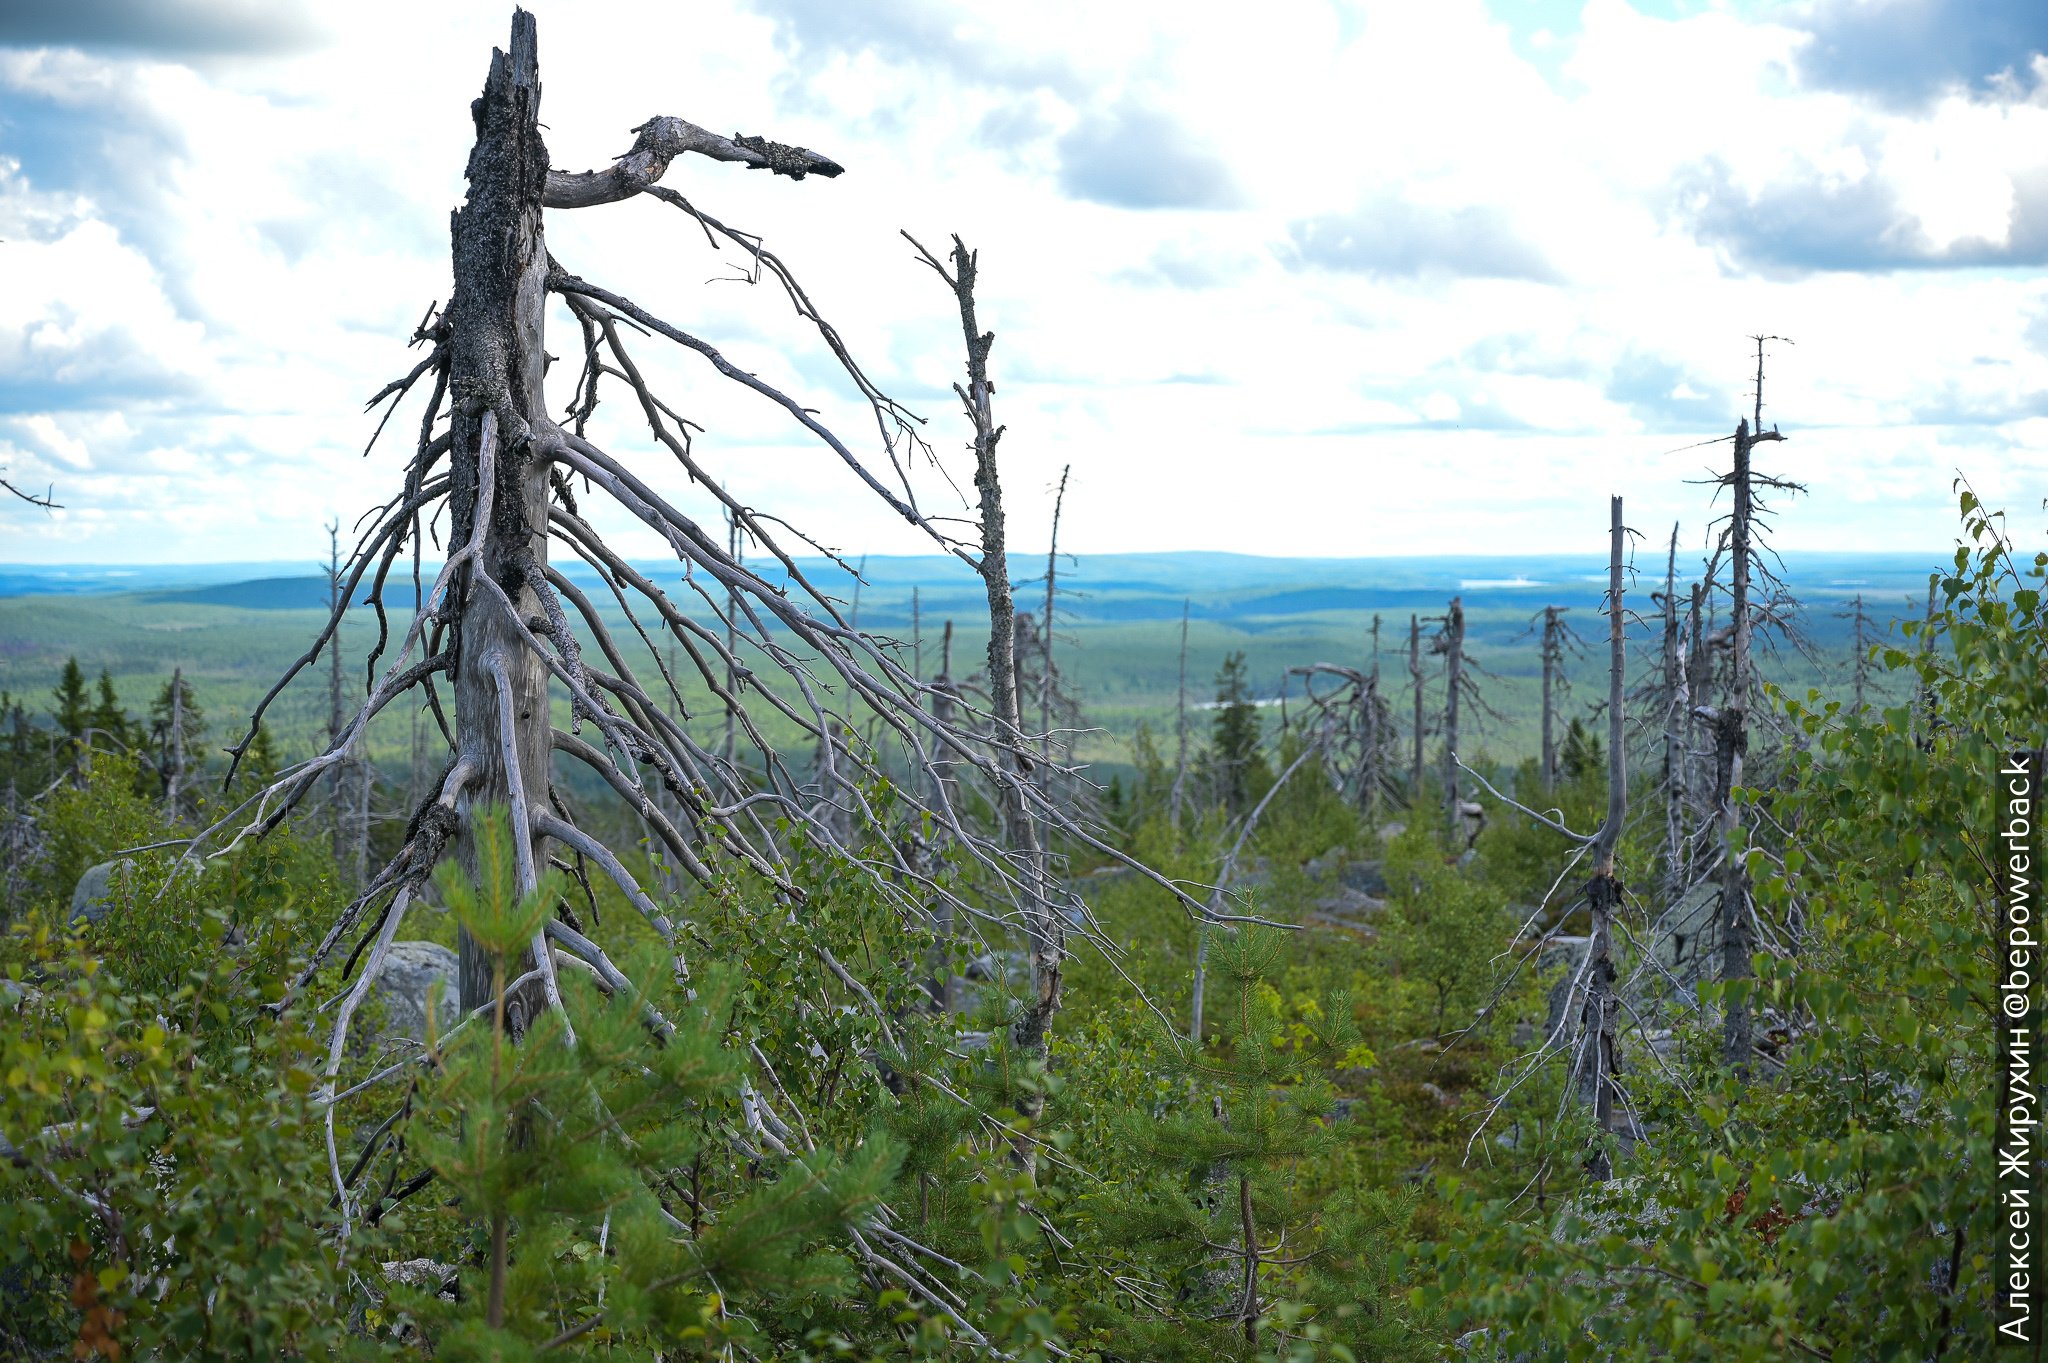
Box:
[920,234,1057,1142]
[1041,465,1068,768]
[1660,526,1690,907]
[1716,419,1757,1072]
[1539,605,1562,793]
[1577,497,1629,1180]
[1361,613,1382,817]
[1409,613,1425,808]
[446,15,555,1020]
[723,507,741,768]
[1441,596,1464,836]
[1170,598,1190,830]
[326,521,354,883]
[925,621,961,1014]
[1849,592,1870,713]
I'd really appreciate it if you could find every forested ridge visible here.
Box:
[0,12,2035,1361]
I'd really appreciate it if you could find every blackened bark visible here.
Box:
[1540,605,1561,794]
[1409,614,1425,808]
[1441,596,1464,837]
[1579,497,1629,1179]
[447,13,555,1018]
[1718,420,1755,1073]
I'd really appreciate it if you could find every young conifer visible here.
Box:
[401,806,897,1357]
[1084,925,1426,1361]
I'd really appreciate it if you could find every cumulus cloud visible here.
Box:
[1283,197,1557,282]
[1604,350,1737,431]
[0,0,2042,564]
[1673,154,2048,274]
[741,0,1082,97]
[1792,0,2048,107]
[0,0,324,59]
[1053,99,1241,211]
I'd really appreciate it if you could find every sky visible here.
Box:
[0,0,2045,568]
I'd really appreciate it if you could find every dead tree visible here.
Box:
[1704,413,1788,1074]
[923,621,962,1014]
[1040,464,1071,767]
[1839,591,1875,713]
[324,521,369,890]
[178,14,1235,1256]
[905,231,1058,1129]
[1655,526,1692,905]
[1432,598,1497,842]
[1456,496,1632,1179]
[1579,499,1631,1178]
[1365,613,1384,819]
[1188,741,1325,1044]
[1408,613,1426,809]
[1286,654,1395,817]
[1540,607,1563,793]
[1437,596,1466,833]
[1,469,59,510]
[1171,598,1191,830]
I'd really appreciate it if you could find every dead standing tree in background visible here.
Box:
[1408,613,1427,811]
[1286,625,1396,820]
[1365,613,1386,818]
[324,521,370,891]
[1692,335,1799,1076]
[1540,606,1563,793]
[1436,596,1466,834]
[905,232,1061,1127]
[1650,525,1694,907]
[1432,596,1498,843]
[1457,496,1634,1179]
[1171,597,1191,831]
[1840,592,1875,714]
[1704,412,1784,1074]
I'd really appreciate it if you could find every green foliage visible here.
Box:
[89,669,132,753]
[1430,491,2024,1360]
[28,752,164,909]
[52,656,89,746]
[1381,825,1509,1036]
[148,672,206,751]
[1556,716,1602,785]
[1,880,369,1359]
[394,805,901,1358]
[1078,927,1429,1361]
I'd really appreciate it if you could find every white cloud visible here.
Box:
[0,0,2041,568]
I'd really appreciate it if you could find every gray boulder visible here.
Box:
[1338,860,1389,897]
[368,941,460,1042]
[1310,888,1386,925]
[1534,935,1592,1043]
[1652,880,1722,995]
[69,858,137,926]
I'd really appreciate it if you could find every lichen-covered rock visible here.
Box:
[1653,880,1722,994]
[368,941,460,1042]
[1534,934,1592,1042]
[69,858,136,926]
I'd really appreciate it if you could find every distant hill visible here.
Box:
[0,547,1945,776]
[146,577,340,610]
[5,549,1944,624]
